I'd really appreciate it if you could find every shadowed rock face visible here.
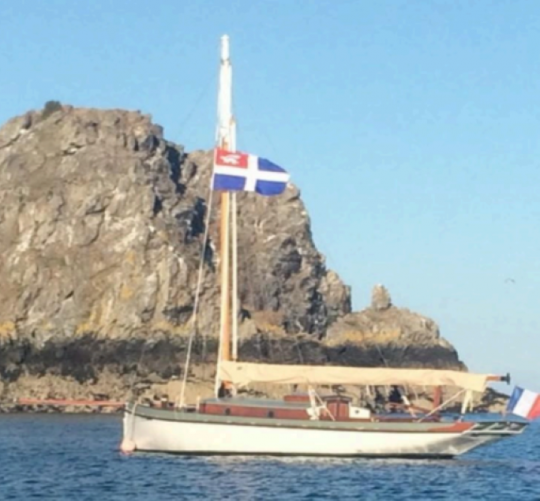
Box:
[0,105,465,408]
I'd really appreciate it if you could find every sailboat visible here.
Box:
[121,36,527,458]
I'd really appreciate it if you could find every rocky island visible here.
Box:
[0,103,483,412]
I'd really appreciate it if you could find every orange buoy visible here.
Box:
[120,439,136,454]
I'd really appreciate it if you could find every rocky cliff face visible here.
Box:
[0,104,465,409]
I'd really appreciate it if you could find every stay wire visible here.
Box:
[178,185,215,408]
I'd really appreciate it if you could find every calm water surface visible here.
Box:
[1,414,539,500]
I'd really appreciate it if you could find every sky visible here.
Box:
[1,0,539,391]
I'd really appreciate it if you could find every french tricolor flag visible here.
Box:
[506,386,540,420]
[212,148,290,196]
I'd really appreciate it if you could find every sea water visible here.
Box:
[1,414,539,500]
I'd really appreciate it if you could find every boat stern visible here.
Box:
[445,420,528,456]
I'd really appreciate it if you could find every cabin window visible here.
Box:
[267,411,275,418]
[225,408,231,416]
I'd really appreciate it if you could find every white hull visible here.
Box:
[123,408,522,458]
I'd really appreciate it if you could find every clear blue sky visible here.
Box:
[1,0,539,390]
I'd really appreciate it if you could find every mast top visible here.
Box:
[217,35,234,149]
[221,35,230,62]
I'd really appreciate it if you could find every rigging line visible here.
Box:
[177,185,216,408]
[128,340,150,402]
[375,342,389,367]
[416,389,466,423]
[176,73,216,140]
[239,193,276,319]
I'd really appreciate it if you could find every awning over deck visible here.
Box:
[218,361,496,392]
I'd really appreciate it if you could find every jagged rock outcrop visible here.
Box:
[0,104,465,409]
[326,285,463,369]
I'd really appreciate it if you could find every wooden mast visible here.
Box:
[219,193,231,362]
[231,187,239,361]
[216,35,234,390]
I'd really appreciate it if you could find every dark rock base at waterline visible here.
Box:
[0,333,463,384]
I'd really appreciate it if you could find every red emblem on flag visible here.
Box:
[215,148,249,168]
